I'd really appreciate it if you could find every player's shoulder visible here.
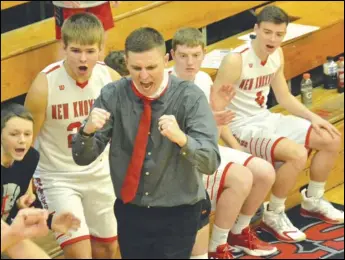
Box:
[222,50,242,68]
[41,60,64,75]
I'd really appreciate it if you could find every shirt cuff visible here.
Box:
[179,135,197,161]
[73,133,94,154]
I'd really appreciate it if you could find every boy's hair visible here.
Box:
[61,12,105,48]
[1,103,34,132]
[172,27,205,51]
[125,27,166,56]
[104,50,129,77]
[257,6,289,26]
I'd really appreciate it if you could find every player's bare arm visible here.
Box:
[211,53,242,111]
[24,72,48,143]
[271,48,340,138]
[220,126,243,151]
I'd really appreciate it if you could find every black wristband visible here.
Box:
[80,126,94,137]
[47,212,55,230]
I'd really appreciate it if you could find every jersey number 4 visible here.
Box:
[67,121,82,148]
[255,91,265,108]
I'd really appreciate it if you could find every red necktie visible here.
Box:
[121,82,154,203]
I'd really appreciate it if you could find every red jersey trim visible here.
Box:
[45,65,61,75]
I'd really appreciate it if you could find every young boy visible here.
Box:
[1,103,80,232]
[24,13,121,258]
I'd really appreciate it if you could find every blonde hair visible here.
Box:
[61,12,105,48]
[172,27,205,51]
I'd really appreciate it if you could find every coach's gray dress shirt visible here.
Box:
[72,75,220,207]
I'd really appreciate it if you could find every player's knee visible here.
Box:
[91,240,117,258]
[226,164,253,196]
[288,144,308,170]
[325,134,342,153]
[250,158,276,187]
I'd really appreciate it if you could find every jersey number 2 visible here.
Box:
[67,121,82,148]
[255,91,265,108]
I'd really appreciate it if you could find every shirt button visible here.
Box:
[148,132,151,135]
[81,142,84,145]
[182,152,186,156]
[145,192,149,196]
[75,153,78,156]
[145,172,150,176]
[148,152,151,156]
[147,206,151,208]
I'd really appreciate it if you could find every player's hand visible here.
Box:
[311,114,341,139]
[11,208,49,240]
[83,108,111,135]
[51,212,81,237]
[213,110,236,126]
[16,193,36,209]
[158,115,187,147]
[210,84,235,112]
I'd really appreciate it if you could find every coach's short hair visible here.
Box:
[125,27,166,55]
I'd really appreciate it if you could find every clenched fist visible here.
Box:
[158,115,187,147]
[83,108,111,135]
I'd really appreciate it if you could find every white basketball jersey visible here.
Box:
[228,43,281,123]
[167,67,213,102]
[34,60,112,178]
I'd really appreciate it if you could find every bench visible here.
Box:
[1,1,269,102]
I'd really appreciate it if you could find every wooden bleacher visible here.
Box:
[1,1,343,258]
[1,1,268,102]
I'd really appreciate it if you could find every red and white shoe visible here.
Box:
[259,202,306,243]
[300,188,344,224]
[208,243,233,259]
[228,226,277,256]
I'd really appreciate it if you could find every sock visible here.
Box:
[307,180,326,198]
[230,214,252,234]
[190,253,208,259]
[209,224,230,252]
[268,193,287,211]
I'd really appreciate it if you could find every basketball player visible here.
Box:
[24,13,121,258]
[170,27,278,258]
[211,6,343,243]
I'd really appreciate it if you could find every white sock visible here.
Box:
[190,253,208,259]
[307,180,326,198]
[209,224,230,252]
[230,214,252,234]
[268,193,287,211]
